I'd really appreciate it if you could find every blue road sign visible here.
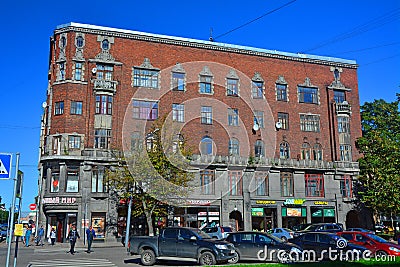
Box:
[0,153,12,179]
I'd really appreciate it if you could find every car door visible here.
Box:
[274,228,282,239]
[159,228,177,256]
[176,228,198,258]
[237,233,254,259]
[317,233,335,259]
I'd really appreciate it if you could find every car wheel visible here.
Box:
[228,251,239,264]
[375,250,388,257]
[141,249,156,266]
[199,251,216,265]
[281,236,288,242]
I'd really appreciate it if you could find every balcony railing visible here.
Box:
[335,102,351,115]
[81,149,123,159]
[93,79,117,93]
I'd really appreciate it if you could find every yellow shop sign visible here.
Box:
[255,200,276,205]
[284,199,306,205]
[314,201,328,205]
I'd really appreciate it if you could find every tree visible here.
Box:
[356,93,400,226]
[107,118,194,236]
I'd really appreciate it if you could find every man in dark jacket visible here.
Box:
[67,225,80,254]
[86,225,96,253]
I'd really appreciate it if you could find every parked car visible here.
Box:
[204,226,233,239]
[128,227,236,265]
[292,223,311,231]
[294,223,343,237]
[225,231,302,263]
[269,228,294,242]
[337,231,400,257]
[346,228,375,234]
[289,232,370,261]
[0,226,7,242]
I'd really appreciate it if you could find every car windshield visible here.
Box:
[303,225,319,231]
[191,228,212,239]
[282,228,292,232]
[367,234,388,243]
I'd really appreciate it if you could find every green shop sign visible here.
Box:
[284,198,306,205]
[251,208,264,216]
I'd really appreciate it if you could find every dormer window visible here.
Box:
[102,39,110,50]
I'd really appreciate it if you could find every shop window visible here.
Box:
[340,175,353,198]
[66,167,79,193]
[50,171,60,193]
[91,213,106,239]
[280,172,294,197]
[229,171,243,196]
[305,174,324,197]
[200,169,214,195]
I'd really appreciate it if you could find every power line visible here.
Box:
[214,0,297,40]
[302,8,400,53]
[0,125,40,130]
[361,53,400,67]
[334,41,400,55]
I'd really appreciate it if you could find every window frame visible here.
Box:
[133,68,159,89]
[199,75,213,94]
[74,62,83,81]
[92,166,107,193]
[280,172,294,197]
[94,128,112,149]
[200,136,213,155]
[227,78,239,96]
[280,141,290,159]
[70,101,83,115]
[95,95,113,115]
[172,103,185,122]
[254,111,264,128]
[201,106,212,125]
[276,84,288,101]
[255,172,269,196]
[277,112,289,130]
[228,138,240,156]
[68,135,81,149]
[200,169,215,195]
[300,114,320,132]
[228,108,239,126]
[255,140,265,157]
[229,170,243,196]
[340,175,353,198]
[252,81,264,99]
[298,86,318,104]
[305,173,325,197]
[66,167,79,193]
[54,101,64,115]
[334,90,346,103]
[172,72,185,91]
[96,64,113,81]
[339,144,352,161]
[132,100,159,120]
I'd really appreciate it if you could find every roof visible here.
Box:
[56,22,357,67]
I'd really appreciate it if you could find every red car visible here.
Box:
[338,231,400,257]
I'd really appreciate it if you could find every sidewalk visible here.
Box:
[0,239,123,249]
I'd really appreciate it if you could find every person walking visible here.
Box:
[25,226,32,247]
[86,225,96,253]
[50,227,56,245]
[36,225,45,246]
[67,225,80,254]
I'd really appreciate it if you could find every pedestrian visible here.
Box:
[50,227,56,245]
[86,225,96,253]
[36,225,45,246]
[25,226,32,247]
[67,224,80,254]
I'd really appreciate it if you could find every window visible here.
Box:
[278,113,289,130]
[229,171,242,196]
[228,108,239,126]
[102,39,110,50]
[305,174,324,197]
[313,143,323,160]
[131,132,142,151]
[227,78,239,96]
[252,81,264,99]
[334,90,345,103]
[254,111,264,128]
[50,171,60,193]
[146,133,157,152]
[298,86,318,104]
[200,75,212,94]
[133,100,158,120]
[280,141,290,159]
[255,140,265,157]
[200,170,214,195]
[340,145,352,161]
[95,95,113,115]
[60,36,66,48]
[58,62,66,81]
[201,106,212,124]
[172,104,184,122]
[301,142,311,159]
[70,101,82,115]
[277,84,288,101]
[92,166,106,193]
[172,134,184,153]
[74,62,82,81]
[68,136,81,149]
[133,68,159,88]
[54,101,64,115]
[66,167,79,193]
[300,114,320,132]
[255,172,268,196]
[340,175,353,198]
[200,136,213,155]
[229,138,240,156]
[281,172,294,197]
[172,72,185,91]
[96,64,113,81]
[94,128,111,149]
[76,36,84,48]
[338,116,350,133]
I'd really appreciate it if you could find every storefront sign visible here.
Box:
[198,211,219,216]
[282,207,307,217]
[255,200,276,205]
[187,200,211,206]
[314,201,328,205]
[312,208,335,217]
[284,199,305,205]
[42,197,77,204]
[251,208,264,216]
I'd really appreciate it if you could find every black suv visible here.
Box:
[294,223,343,237]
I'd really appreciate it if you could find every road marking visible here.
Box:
[28,258,117,267]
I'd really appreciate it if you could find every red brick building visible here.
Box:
[38,22,362,241]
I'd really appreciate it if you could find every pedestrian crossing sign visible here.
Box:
[0,153,12,179]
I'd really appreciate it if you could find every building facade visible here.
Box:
[38,22,363,241]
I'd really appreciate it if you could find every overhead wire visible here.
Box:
[333,41,400,55]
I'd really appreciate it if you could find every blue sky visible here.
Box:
[0,0,399,212]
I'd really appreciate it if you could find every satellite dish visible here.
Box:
[253,123,260,131]
[275,121,282,129]
[42,102,47,109]
[92,67,97,74]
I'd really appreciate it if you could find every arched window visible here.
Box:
[280,142,290,159]
[301,142,311,159]
[254,140,265,157]
[200,136,213,155]
[229,138,240,156]
[313,143,323,160]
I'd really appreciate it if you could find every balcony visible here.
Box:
[335,102,351,115]
[93,79,117,93]
[81,149,123,159]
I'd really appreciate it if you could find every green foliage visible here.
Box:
[356,93,400,218]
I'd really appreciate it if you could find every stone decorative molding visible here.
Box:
[299,77,317,88]
[328,67,350,90]
[276,75,287,85]
[94,35,116,63]
[57,33,67,62]
[136,57,159,70]
[73,33,85,61]
[226,69,239,79]
[200,66,213,76]
[172,62,185,73]
[252,72,264,82]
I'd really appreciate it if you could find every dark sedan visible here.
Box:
[225,231,302,263]
[294,223,343,237]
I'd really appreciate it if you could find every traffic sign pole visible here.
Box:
[6,153,20,267]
